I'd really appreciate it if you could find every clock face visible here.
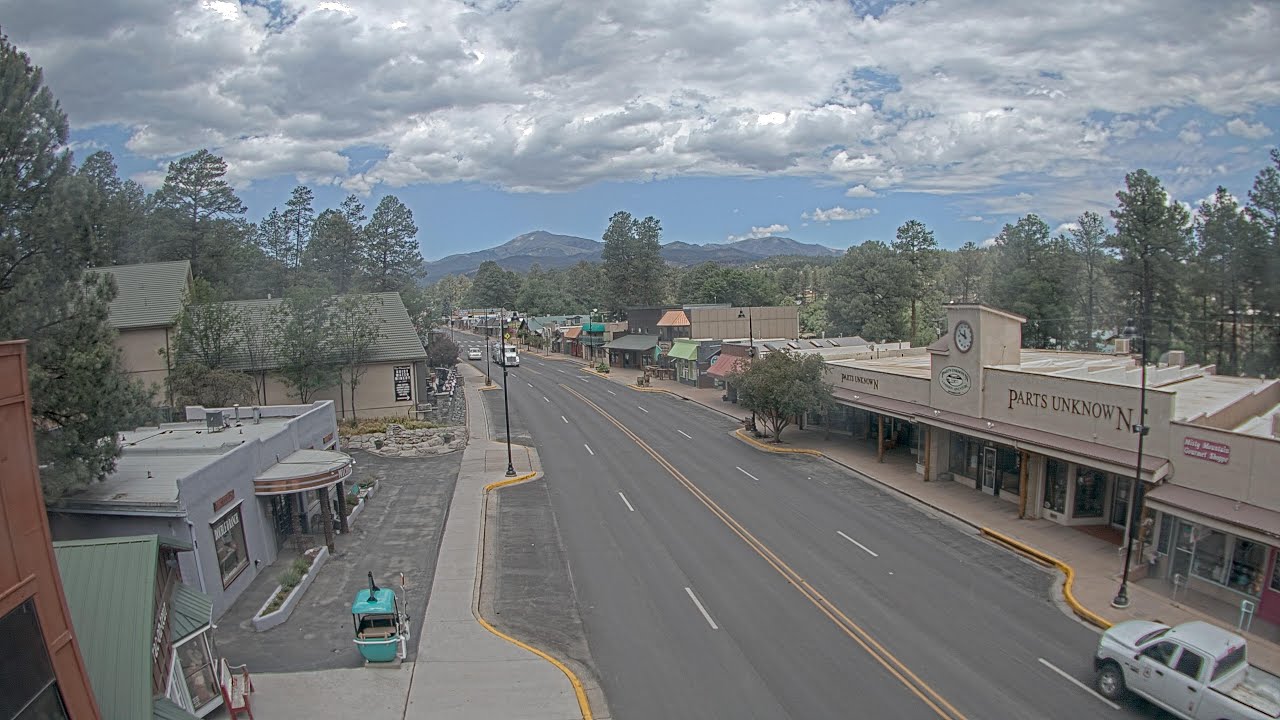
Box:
[954,321,974,353]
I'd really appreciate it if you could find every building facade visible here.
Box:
[0,342,101,720]
[48,402,352,618]
[91,261,193,404]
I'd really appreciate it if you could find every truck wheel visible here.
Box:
[1096,661,1127,701]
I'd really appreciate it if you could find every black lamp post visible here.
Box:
[484,314,492,387]
[501,310,518,477]
[737,307,755,358]
[1112,319,1149,609]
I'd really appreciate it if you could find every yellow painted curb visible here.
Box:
[979,528,1113,630]
[481,472,594,720]
[733,428,825,456]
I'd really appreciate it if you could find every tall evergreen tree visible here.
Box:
[892,220,942,344]
[1107,170,1192,359]
[253,207,290,294]
[1246,149,1280,372]
[601,211,665,312]
[306,203,366,293]
[0,34,151,499]
[281,185,315,271]
[946,241,987,303]
[151,149,248,280]
[77,151,148,265]
[466,260,519,309]
[1065,211,1113,349]
[989,214,1077,347]
[363,194,423,292]
[1193,188,1261,372]
[825,241,909,341]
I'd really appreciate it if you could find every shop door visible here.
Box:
[1258,550,1280,627]
[981,446,998,496]
[1111,477,1131,529]
[1169,520,1195,584]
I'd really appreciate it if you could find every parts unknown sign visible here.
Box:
[394,366,412,402]
[1182,437,1230,465]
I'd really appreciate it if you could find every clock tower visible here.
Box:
[929,304,1026,418]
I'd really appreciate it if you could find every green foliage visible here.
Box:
[601,211,665,312]
[0,36,152,500]
[1107,169,1193,359]
[944,241,987,304]
[269,288,340,403]
[282,185,314,272]
[151,150,248,281]
[331,294,386,420]
[466,260,519,309]
[279,566,303,590]
[426,333,459,367]
[825,241,909,341]
[676,262,782,306]
[306,197,367,293]
[988,214,1077,347]
[291,557,313,576]
[892,220,942,345]
[172,278,247,369]
[595,361,610,373]
[799,297,828,337]
[1064,212,1115,349]
[363,195,423,292]
[167,362,256,408]
[338,417,440,435]
[729,351,833,442]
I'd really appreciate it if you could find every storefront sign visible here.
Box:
[152,600,169,661]
[1006,389,1134,431]
[393,366,412,402]
[212,490,235,513]
[839,372,880,391]
[938,366,972,396]
[1183,437,1230,465]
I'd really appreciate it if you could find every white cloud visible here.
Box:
[1,0,1276,201]
[1178,121,1203,144]
[1054,222,1080,235]
[980,236,999,248]
[726,223,791,242]
[1225,118,1272,140]
[802,206,877,222]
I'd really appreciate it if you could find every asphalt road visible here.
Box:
[458,335,1166,720]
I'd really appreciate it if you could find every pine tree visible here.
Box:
[989,215,1077,347]
[363,195,423,292]
[1246,149,1280,373]
[0,34,151,499]
[825,241,909,341]
[151,149,248,279]
[1066,212,1113,349]
[306,203,365,293]
[601,211,664,312]
[892,220,942,344]
[281,185,315,270]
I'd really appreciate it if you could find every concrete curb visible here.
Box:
[252,546,330,632]
[979,528,1113,630]
[479,471,595,720]
[732,428,824,456]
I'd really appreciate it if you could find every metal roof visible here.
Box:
[170,582,212,643]
[200,292,426,371]
[152,697,200,720]
[91,261,192,329]
[52,536,176,720]
[604,334,660,352]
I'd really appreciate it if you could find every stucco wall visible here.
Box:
[1168,422,1280,512]
[825,365,930,405]
[116,326,172,399]
[256,362,419,419]
[690,306,799,341]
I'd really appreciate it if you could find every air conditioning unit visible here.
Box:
[1114,338,1130,354]
[206,410,225,432]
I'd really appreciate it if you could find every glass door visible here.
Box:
[1111,477,1131,528]
[1169,520,1195,583]
[981,446,998,495]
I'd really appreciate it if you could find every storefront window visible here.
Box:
[998,447,1020,495]
[212,505,249,588]
[1229,540,1266,596]
[950,435,966,476]
[1191,529,1228,584]
[1271,553,1280,593]
[177,636,220,708]
[1073,467,1107,518]
[1044,459,1068,513]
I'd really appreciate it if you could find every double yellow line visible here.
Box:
[563,385,967,720]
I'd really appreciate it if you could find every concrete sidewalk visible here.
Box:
[550,353,1280,674]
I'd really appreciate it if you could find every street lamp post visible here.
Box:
[1112,320,1150,609]
[484,315,492,387]
[501,309,518,477]
[737,307,757,431]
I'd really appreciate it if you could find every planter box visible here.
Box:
[252,546,330,632]
[346,497,366,529]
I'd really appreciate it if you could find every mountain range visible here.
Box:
[423,231,843,280]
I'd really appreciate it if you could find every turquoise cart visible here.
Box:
[352,572,410,663]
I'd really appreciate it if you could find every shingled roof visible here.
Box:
[91,261,192,329]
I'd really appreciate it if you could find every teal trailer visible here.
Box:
[352,572,410,663]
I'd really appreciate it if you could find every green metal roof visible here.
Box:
[604,334,660,352]
[170,582,212,643]
[90,261,192,329]
[583,322,607,332]
[195,291,427,371]
[666,340,700,361]
[152,697,200,720]
[53,536,162,720]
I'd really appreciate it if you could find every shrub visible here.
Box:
[339,416,440,437]
[279,567,303,590]
[291,557,312,576]
[595,362,610,374]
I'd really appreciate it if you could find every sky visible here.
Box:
[3,0,1278,261]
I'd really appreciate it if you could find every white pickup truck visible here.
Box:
[1095,620,1280,719]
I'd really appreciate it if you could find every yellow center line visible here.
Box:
[561,384,967,720]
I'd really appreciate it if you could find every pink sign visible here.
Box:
[1183,437,1230,465]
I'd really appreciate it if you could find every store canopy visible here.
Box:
[254,449,353,496]
[170,582,213,644]
[604,334,660,352]
[707,353,744,379]
[667,341,700,361]
[1145,483,1280,546]
[657,310,690,327]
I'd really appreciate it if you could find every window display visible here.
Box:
[1191,528,1227,584]
[1228,539,1266,596]
[1044,459,1067,513]
[998,447,1021,495]
[177,636,220,708]
[211,505,249,588]
[1073,467,1107,518]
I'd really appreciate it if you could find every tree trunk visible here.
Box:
[336,484,349,534]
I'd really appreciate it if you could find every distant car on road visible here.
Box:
[467,348,482,360]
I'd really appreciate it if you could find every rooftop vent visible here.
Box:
[1114,338,1130,355]
[206,410,225,433]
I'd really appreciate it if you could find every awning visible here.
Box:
[604,334,659,352]
[832,387,930,423]
[254,449,353,496]
[657,310,690,327]
[707,353,744,379]
[925,409,1171,482]
[667,341,699,361]
[1145,484,1280,546]
[170,582,213,644]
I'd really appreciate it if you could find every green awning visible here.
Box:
[604,334,660,352]
[153,697,200,720]
[666,341,699,361]
[170,582,213,643]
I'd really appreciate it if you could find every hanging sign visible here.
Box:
[394,366,412,402]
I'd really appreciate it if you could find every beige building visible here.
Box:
[214,292,429,419]
[809,304,1280,632]
[91,260,193,402]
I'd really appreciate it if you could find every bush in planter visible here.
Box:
[596,362,610,374]
[279,566,303,590]
[291,557,312,576]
